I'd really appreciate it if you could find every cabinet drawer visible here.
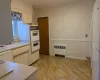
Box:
[14,51,29,65]
[12,45,29,57]
[0,50,13,62]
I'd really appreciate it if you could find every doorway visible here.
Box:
[38,17,49,55]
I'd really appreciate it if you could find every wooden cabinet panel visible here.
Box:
[0,45,40,66]
[12,45,30,65]
[0,51,13,62]
[31,50,39,64]
[11,0,33,24]
[12,45,29,57]
[14,51,29,65]
[22,11,33,24]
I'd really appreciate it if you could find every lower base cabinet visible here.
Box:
[31,50,39,64]
[12,45,30,65]
[0,45,40,65]
[14,51,29,65]
[0,50,13,62]
[12,45,39,65]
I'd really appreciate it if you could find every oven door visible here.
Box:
[31,30,39,42]
[31,41,40,52]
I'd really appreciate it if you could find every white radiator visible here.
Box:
[53,44,67,58]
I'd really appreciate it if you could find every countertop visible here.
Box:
[0,61,37,80]
[0,42,30,53]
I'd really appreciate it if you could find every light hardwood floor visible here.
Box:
[32,55,92,80]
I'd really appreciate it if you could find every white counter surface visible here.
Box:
[0,42,30,53]
[0,61,37,80]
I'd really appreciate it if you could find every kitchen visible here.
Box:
[0,0,40,79]
[0,0,40,64]
[0,0,100,80]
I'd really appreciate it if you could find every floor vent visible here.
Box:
[53,45,67,58]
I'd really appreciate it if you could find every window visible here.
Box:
[17,21,30,41]
[12,12,30,42]
[12,20,18,41]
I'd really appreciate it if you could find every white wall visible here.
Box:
[35,0,95,59]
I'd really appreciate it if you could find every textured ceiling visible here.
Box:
[12,0,95,8]
[15,0,81,8]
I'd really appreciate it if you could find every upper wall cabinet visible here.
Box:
[22,9,33,24]
[11,0,33,24]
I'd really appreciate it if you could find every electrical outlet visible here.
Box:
[85,34,88,37]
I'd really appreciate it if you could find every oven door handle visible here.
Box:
[33,41,39,46]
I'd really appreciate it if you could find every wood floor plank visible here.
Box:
[32,55,92,80]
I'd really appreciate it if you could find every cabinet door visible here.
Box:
[12,45,30,65]
[31,50,39,64]
[22,10,33,24]
[0,51,13,62]
[11,0,33,24]
[14,51,29,65]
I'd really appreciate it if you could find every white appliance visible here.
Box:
[31,41,40,52]
[30,25,40,52]
[91,0,100,80]
[29,25,40,63]
[31,30,39,42]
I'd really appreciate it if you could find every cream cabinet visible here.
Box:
[22,11,33,24]
[14,52,29,65]
[30,50,39,64]
[12,45,30,65]
[0,50,13,62]
[0,45,40,65]
[11,0,33,24]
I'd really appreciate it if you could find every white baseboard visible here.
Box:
[50,53,55,56]
[67,56,87,60]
